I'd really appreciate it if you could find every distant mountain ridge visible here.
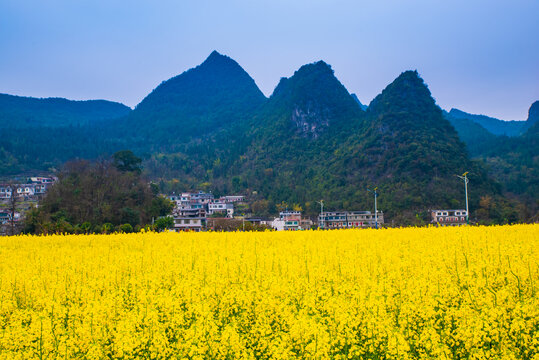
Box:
[0,93,131,128]
[447,108,525,136]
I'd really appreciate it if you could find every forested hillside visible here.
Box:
[0,93,130,128]
[446,102,538,207]
[110,51,266,153]
[0,94,131,174]
[447,108,525,136]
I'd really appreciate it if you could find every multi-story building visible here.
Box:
[27,177,56,196]
[176,207,206,218]
[173,205,206,232]
[272,211,303,231]
[32,184,48,195]
[431,210,467,226]
[168,191,214,207]
[208,202,234,218]
[318,211,384,229]
[16,185,36,198]
[172,217,204,232]
[346,211,384,228]
[318,211,347,229]
[190,191,214,204]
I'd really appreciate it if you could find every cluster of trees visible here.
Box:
[206,218,271,232]
[23,151,174,235]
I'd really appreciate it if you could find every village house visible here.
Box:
[431,210,467,226]
[271,211,303,231]
[319,211,347,229]
[172,216,204,232]
[208,202,234,218]
[172,204,206,232]
[190,191,215,204]
[16,185,36,198]
[346,211,384,228]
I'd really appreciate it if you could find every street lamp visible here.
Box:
[367,187,379,229]
[457,172,469,224]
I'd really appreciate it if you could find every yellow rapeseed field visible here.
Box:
[0,225,538,359]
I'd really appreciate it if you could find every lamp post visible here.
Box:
[457,172,469,224]
[367,187,378,229]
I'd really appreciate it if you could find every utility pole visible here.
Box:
[317,200,324,229]
[367,187,378,229]
[457,172,469,224]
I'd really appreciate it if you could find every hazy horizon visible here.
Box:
[1,0,538,120]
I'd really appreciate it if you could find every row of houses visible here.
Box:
[0,177,57,200]
[168,192,245,231]
[166,191,469,231]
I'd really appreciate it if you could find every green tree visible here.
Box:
[113,150,142,173]
[119,223,133,233]
[154,216,174,232]
[149,196,174,218]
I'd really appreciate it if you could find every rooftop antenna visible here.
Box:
[456,172,469,224]
[367,187,379,229]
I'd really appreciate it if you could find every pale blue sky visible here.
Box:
[1,0,538,120]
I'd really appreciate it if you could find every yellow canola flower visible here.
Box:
[0,225,537,359]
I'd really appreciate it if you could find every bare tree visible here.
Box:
[7,182,21,235]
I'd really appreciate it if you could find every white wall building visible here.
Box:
[208,202,234,218]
